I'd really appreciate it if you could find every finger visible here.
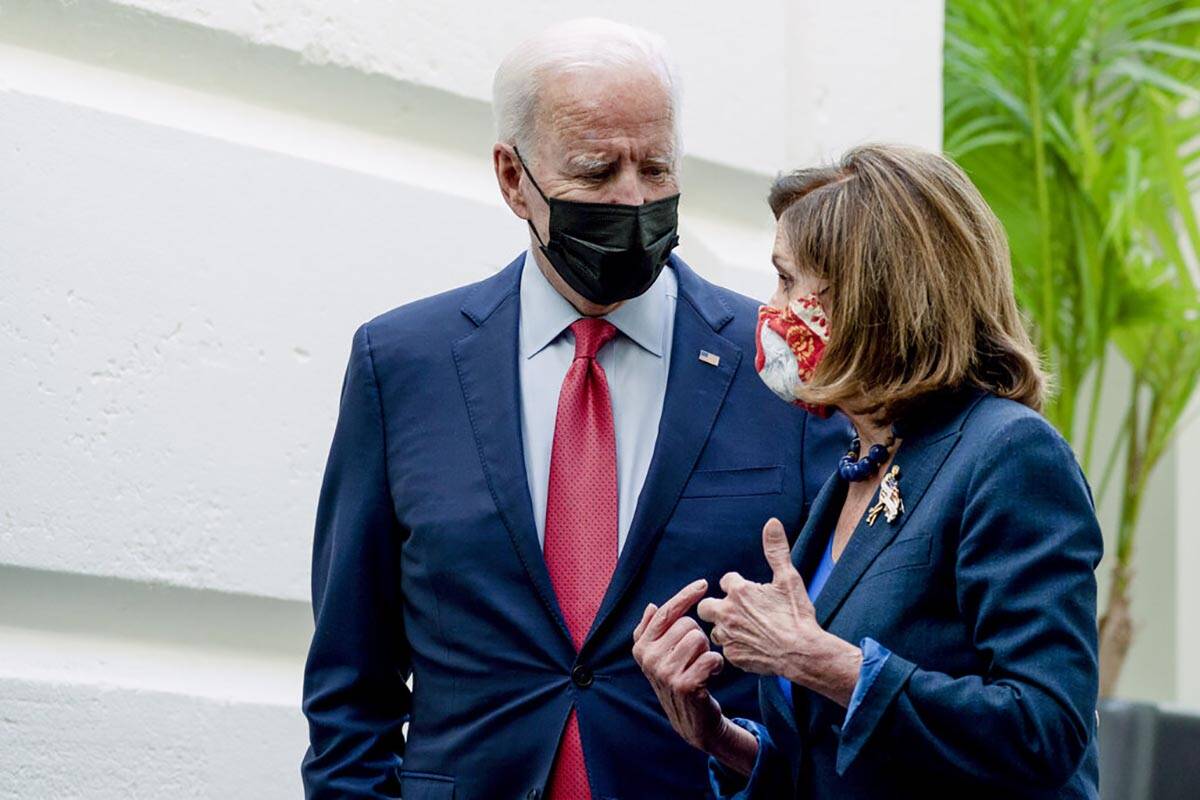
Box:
[679,650,725,687]
[633,603,657,642]
[645,579,708,640]
[762,518,799,582]
[718,571,746,595]
[663,627,711,673]
[722,644,747,670]
[657,616,702,653]
[696,596,723,624]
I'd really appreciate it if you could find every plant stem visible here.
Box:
[1082,346,1109,474]
[1016,0,1058,388]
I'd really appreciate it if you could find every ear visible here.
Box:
[493,143,531,221]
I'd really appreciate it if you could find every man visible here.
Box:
[301,18,842,800]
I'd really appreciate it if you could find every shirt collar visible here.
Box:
[518,249,673,360]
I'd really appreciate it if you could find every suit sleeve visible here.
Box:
[835,415,1103,788]
[301,323,411,799]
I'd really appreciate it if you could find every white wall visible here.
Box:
[0,1,943,797]
[1175,401,1200,709]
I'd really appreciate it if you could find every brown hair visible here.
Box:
[769,143,1045,421]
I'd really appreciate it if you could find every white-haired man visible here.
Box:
[301,18,842,800]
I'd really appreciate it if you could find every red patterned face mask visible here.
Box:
[754,294,831,417]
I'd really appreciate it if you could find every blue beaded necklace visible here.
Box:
[838,427,897,482]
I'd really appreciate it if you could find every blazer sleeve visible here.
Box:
[709,717,794,800]
[834,415,1103,789]
[301,323,411,799]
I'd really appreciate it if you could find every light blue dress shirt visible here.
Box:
[517,249,677,554]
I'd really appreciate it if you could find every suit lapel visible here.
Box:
[452,256,572,647]
[583,258,740,648]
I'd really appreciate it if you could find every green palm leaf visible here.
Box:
[945,0,1200,695]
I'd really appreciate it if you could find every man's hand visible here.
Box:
[631,579,727,752]
[697,518,862,707]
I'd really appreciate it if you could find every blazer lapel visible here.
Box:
[810,390,987,627]
[583,258,740,648]
[759,675,806,787]
[790,468,847,581]
[452,256,572,647]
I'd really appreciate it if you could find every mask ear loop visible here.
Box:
[512,146,554,252]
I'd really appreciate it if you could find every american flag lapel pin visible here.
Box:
[698,350,720,367]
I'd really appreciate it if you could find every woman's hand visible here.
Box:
[697,518,863,707]
[631,579,728,752]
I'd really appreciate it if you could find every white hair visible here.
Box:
[492,18,683,163]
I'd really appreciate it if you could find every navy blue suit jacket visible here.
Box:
[300,254,844,799]
[716,389,1103,799]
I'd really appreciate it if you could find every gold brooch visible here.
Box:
[867,465,904,526]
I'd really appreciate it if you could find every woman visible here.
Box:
[631,144,1102,798]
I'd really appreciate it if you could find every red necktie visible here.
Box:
[543,317,620,800]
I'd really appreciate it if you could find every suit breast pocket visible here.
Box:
[679,466,784,498]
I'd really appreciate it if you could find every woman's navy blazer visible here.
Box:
[712,388,1103,799]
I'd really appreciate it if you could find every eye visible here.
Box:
[575,162,617,183]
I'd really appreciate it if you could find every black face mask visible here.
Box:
[514,147,680,306]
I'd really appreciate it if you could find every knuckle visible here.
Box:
[669,618,693,637]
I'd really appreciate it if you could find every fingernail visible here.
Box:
[692,579,707,588]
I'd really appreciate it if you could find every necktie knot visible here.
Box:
[570,318,618,360]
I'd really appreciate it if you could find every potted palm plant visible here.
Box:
[943,0,1200,695]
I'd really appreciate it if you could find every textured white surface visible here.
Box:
[0,0,944,797]
[0,87,518,602]
[0,678,306,800]
[1176,402,1200,708]
[105,0,938,175]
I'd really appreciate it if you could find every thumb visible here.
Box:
[761,518,797,581]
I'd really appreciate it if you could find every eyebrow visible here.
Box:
[643,154,676,169]
[565,154,615,174]
[564,152,677,174]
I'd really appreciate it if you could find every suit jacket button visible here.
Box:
[571,664,594,688]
